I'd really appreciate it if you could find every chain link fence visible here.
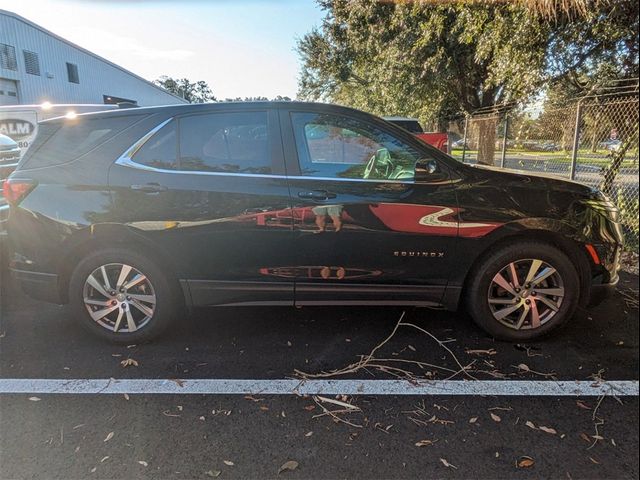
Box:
[452,95,639,251]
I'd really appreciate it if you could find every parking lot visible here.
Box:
[0,266,638,479]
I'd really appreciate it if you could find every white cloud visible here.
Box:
[65,27,195,61]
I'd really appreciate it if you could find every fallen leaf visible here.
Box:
[517,456,535,468]
[539,426,557,435]
[576,400,592,410]
[138,460,148,467]
[278,460,299,474]
[305,431,313,437]
[199,416,206,421]
[580,433,592,443]
[260,406,270,411]
[123,393,130,401]
[100,456,109,463]
[439,458,458,469]
[28,397,41,402]
[469,417,478,424]
[490,413,501,422]
[525,421,537,429]
[517,363,530,372]
[415,439,436,447]
[244,395,263,402]
[223,460,234,466]
[589,457,600,465]
[205,470,221,478]
[120,358,138,368]
[103,432,114,443]
[465,348,497,356]
[304,405,315,411]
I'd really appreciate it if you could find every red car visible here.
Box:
[384,116,449,154]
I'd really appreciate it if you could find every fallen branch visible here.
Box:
[295,311,477,381]
[399,321,476,380]
[312,396,363,428]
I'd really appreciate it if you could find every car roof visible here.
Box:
[39,101,390,125]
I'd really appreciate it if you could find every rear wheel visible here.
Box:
[466,242,580,341]
[69,248,177,343]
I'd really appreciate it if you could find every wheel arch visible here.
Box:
[56,224,179,304]
[458,228,592,311]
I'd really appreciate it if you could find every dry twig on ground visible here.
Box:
[294,311,476,381]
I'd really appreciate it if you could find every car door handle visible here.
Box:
[130,183,168,193]
[298,190,337,200]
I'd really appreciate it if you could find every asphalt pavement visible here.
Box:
[0,270,638,479]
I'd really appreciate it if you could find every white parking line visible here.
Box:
[0,378,637,396]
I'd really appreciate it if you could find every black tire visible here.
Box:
[466,241,580,341]
[69,248,178,343]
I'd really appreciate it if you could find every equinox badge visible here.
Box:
[394,251,445,258]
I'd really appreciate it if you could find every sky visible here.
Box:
[0,0,325,99]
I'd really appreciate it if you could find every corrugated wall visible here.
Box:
[0,11,188,107]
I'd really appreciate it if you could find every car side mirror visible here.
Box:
[414,159,439,181]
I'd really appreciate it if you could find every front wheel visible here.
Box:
[69,248,178,343]
[466,242,580,341]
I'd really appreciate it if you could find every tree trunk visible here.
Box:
[600,136,635,195]
[476,118,498,165]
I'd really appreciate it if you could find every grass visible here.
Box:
[450,148,639,167]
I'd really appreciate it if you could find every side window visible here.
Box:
[133,122,178,170]
[178,111,271,174]
[291,112,421,180]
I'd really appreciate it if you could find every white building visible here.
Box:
[0,9,187,107]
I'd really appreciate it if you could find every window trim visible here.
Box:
[116,117,421,184]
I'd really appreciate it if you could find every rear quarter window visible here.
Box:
[22,115,143,169]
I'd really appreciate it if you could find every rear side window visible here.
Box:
[24,115,143,169]
[179,111,270,174]
[133,122,178,170]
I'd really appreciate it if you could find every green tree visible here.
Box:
[298,0,638,165]
[154,76,216,103]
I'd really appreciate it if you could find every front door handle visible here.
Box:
[130,183,168,193]
[298,190,337,201]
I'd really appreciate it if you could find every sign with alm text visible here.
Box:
[0,111,39,156]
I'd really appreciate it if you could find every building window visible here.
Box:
[66,62,79,84]
[1,43,18,71]
[23,50,41,76]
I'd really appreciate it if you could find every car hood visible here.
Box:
[468,163,601,198]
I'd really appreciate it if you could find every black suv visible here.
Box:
[3,102,622,343]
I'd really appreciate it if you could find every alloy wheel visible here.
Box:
[82,263,156,333]
[487,258,565,331]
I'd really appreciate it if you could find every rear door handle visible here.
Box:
[298,190,337,201]
[130,183,168,193]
